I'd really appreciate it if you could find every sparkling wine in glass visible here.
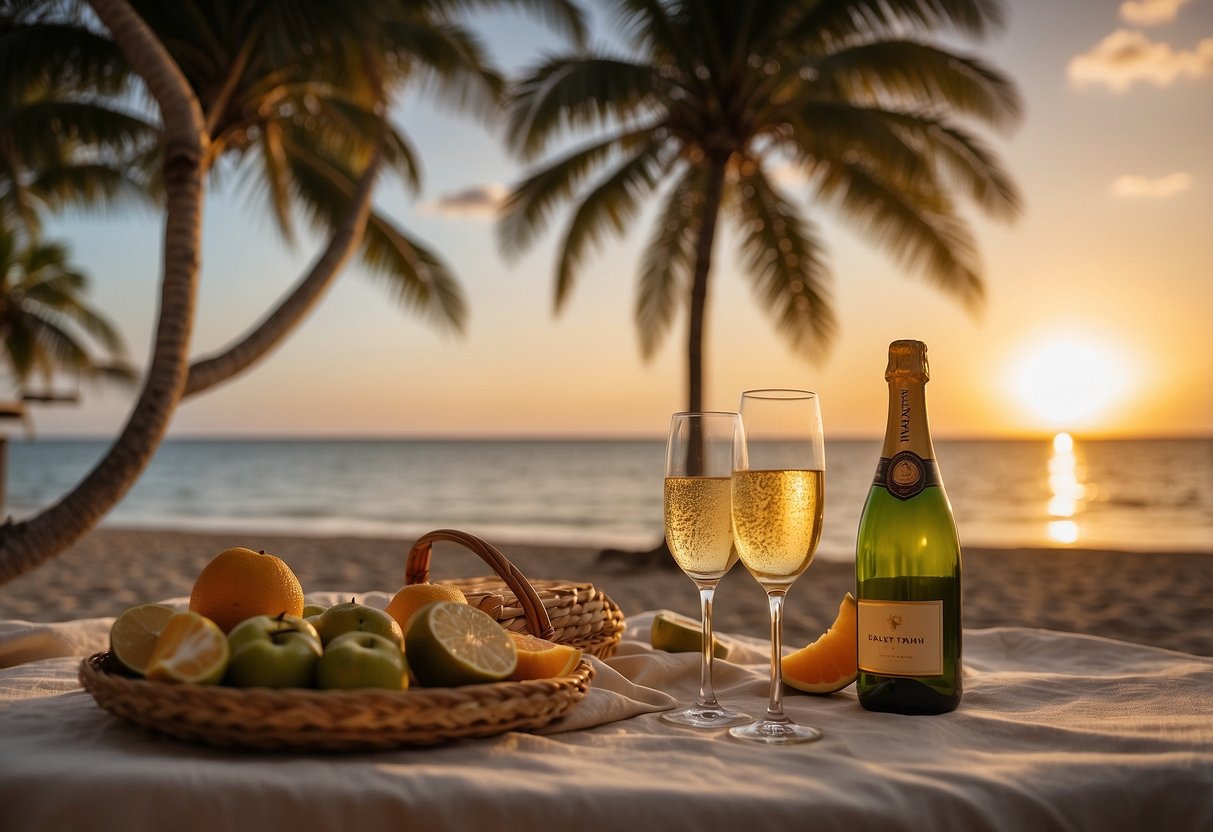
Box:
[729,389,825,744]
[661,412,752,729]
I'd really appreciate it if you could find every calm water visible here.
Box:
[7,437,1211,559]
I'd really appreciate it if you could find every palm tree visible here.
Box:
[500,0,1022,414]
[0,0,586,583]
[0,227,135,392]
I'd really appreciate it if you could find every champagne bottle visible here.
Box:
[856,340,962,714]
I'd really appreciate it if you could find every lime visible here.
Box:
[650,611,730,659]
[109,603,177,676]
[404,602,517,687]
[146,611,230,685]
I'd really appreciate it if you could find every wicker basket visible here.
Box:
[406,529,625,659]
[77,529,622,750]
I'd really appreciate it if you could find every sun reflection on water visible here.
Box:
[1046,432,1087,544]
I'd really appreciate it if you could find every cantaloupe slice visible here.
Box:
[782,593,858,694]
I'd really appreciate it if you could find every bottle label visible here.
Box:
[873,451,939,500]
[857,599,944,677]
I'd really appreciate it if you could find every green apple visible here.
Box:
[313,599,404,648]
[302,603,329,618]
[315,631,408,690]
[225,613,323,688]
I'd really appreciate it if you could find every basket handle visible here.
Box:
[406,529,555,641]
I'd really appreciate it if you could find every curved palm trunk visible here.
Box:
[686,156,728,414]
[0,0,206,585]
[184,141,384,397]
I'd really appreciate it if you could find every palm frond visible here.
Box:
[879,108,1021,218]
[781,0,1006,45]
[0,19,129,98]
[498,125,655,257]
[635,165,702,359]
[282,138,467,332]
[260,119,294,241]
[360,212,467,333]
[25,308,94,376]
[31,162,155,214]
[383,19,504,120]
[808,156,984,309]
[734,164,835,356]
[553,139,666,310]
[507,55,658,160]
[814,39,1022,129]
[785,101,935,194]
[0,98,159,169]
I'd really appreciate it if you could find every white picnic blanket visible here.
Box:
[1,600,1210,831]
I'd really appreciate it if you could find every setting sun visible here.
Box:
[1014,339,1129,430]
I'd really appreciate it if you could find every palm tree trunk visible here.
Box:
[184,139,384,397]
[0,0,206,585]
[686,156,728,413]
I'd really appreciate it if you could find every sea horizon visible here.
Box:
[9,436,1211,559]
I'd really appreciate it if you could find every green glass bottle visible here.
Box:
[856,340,962,714]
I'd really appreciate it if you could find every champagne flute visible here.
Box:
[661,412,752,729]
[728,390,825,744]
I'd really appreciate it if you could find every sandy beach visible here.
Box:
[0,527,1209,656]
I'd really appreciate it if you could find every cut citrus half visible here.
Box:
[507,631,582,680]
[650,611,729,659]
[782,593,858,694]
[404,602,516,687]
[109,603,176,676]
[145,611,230,685]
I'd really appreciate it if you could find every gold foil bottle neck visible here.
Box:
[885,340,930,382]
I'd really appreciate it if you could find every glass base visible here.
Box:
[660,702,753,729]
[728,716,822,744]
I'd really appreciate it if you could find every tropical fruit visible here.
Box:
[188,547,305,633]
[507,631,582,680]
[109,603,177,676]
[781,593,858,694]
[404,602,517,687]
[145,611,230,685]
[650,611,729,659]
[385,583,468,632]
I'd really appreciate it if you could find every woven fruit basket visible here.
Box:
[78,529,625,751]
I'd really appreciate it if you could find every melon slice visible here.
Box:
[782,593,858,694]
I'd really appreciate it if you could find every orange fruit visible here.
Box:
[507,631,582,680]
[145,611,230,685]
[385,583,468,632]
[188,547,305,633]
[782,593,858,694]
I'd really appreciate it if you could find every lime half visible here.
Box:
[109,603,177,676]
[405,602,517,687]
[650,611,730,659]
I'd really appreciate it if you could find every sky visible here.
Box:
[21,0,1213,440]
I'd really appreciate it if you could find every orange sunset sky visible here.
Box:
[27,0,1213,440]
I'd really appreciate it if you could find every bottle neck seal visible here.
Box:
[881,378,935,461]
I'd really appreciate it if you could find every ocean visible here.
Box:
[6,437,1211,559]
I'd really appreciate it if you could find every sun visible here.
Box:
[1014,339,1128,429]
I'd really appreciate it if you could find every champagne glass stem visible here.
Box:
[696,583,720,707]
[764,589,788,720]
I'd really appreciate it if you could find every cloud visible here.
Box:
[421,184,508,219]
[1069,29,1213,91]
[1109,172,1193,198]
[1119,0,1190,26]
